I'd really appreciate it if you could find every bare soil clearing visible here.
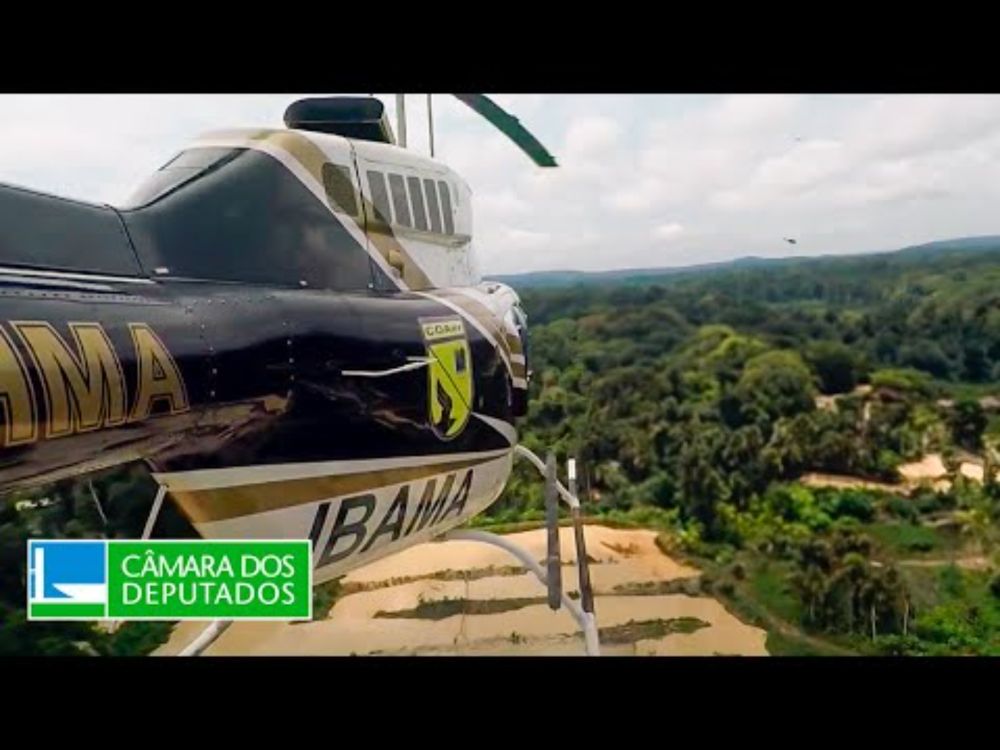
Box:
[802,452,986,495]
[156,526,768,656]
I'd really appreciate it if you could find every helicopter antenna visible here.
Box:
[427,94,435,158]
[395,94,407,148]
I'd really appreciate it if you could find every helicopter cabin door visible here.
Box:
[346,152,484,447]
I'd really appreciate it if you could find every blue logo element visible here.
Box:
[28,540,108,619]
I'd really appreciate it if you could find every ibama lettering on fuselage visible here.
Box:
[0,321,187,448]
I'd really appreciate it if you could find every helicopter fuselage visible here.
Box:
[0,124,529,582]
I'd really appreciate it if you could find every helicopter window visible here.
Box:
[366,170,392,225]
[387,173,412,228]
[122,149,374,291]
[123,147,241,209]
[406,176,428,231]
[162,148,235,170]
[322,163,358,217]
[423,178,443,234]
[437,181,454,235]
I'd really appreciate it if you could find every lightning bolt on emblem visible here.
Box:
[420,316,473,440]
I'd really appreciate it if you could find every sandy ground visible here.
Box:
[959,462,985,482]
[814,395,838,412]
[156,526,768,657]
[899,454,948,482]
[898,556,991,571]
[899,454,985,484]
[804,453,986,496]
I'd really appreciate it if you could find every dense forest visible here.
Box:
[2,239,999,656]
[0,464,192,655]
[489,239,1000,655]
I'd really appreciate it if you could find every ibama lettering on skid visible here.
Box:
[310,469,474,569]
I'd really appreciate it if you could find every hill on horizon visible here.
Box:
[487,234,1000,289]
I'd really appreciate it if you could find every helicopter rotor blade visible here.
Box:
[452,94,558,167]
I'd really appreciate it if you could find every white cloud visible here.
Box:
[475,189,531,219]
[1,94,999,275]
[605,177,665,213]
[652,222,684,241]
[703,94,804,134]
[502,228,551,250]
[564,115,620,159]
[0,94,293,203]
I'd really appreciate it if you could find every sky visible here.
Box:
[1,94,999,275]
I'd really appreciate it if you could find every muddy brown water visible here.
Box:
[156,526,768,657]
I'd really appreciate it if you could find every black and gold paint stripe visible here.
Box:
[208,129,435,291]
[421,290,527,381]
[168,453,500,524]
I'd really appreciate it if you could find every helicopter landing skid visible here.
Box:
[174,446,601,657]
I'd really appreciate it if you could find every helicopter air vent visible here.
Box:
[283,97,396,145]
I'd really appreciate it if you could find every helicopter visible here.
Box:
[0,94,557,587]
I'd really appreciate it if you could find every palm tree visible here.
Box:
[859,568,906,642]
[955,506,992,556]
[859,576,878,641]
[830,552,870,634]
[792,566,828,626]
[799,537,835,574]
[882,566,910,637]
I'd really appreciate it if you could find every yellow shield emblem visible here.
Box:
[420,316,473,440]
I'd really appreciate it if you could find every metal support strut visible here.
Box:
[514,445,598,616]
[178,620,233,657]
[445,446,601,656]
[142,484,230,657]
[141,485,167,540]
[108,485,169,637]
[445,529,600,656]
[568,459,595,615]
[544,452,562,610]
